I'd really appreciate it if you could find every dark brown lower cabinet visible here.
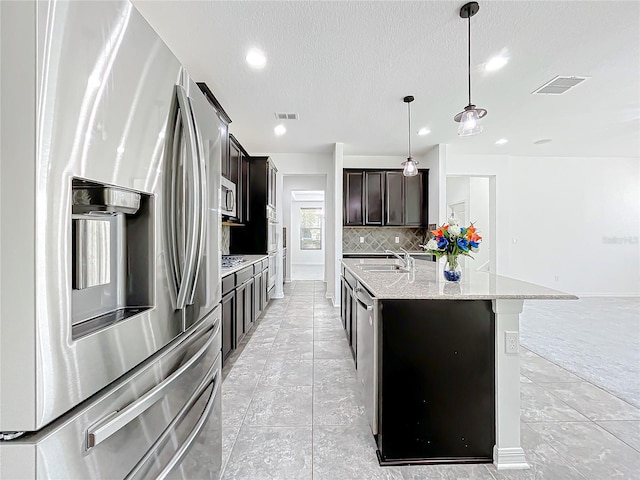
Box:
[244,277,254,333]
[235,280,248,345]
[221,290,235,364]
[253,273,262,320]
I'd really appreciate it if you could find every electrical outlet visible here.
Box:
[359,236,364,244]
[505,331,519,354]
[395,236,400,244]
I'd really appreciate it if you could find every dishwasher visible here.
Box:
[354,283,378,436]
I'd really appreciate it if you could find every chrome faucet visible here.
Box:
[399,248,416,271]
[384,249,415,270]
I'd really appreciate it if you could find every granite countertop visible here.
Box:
[221,254,268,278]
[343,251,434,256]
[341,258,578,300]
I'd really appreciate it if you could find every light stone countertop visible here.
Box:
[221,254,268,278]
[342,258,578,300]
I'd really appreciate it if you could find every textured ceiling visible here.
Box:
[132,1,640,158]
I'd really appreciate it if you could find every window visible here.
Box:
[300,207,322,250]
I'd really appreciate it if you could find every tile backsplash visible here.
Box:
[343,227,432,253]
[221,225,230,254]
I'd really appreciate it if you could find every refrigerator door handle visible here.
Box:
[85,318,218,449]
[186,97,208,306]
[174,85,200,310]
[164,90,182,304]
[125,364,220,480]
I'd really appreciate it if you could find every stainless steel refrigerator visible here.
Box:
[0,1,222,478]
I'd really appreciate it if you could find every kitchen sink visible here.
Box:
[359,264,409,273]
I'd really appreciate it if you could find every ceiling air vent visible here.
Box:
[275,112,299,120]
[532,76,589,95]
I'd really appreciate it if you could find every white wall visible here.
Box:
[333,143,344,307]
[290,199,325,265]
[447,153,640,296]
[469,177,490,270]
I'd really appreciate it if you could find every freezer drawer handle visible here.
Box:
[85,323,217,450]
[156,372,220,479]
[125,364,220,480]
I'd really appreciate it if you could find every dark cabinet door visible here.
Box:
[365,171,384,225]
[244,278,254,333]
[344,171,364,226]
[262,270,269,309]
[405,172,424,226]
[220,122,230,179]
[241,154,250,223]
[253,274,262,320]
[222,291,235,364]
[349,287,357,361]
[235,283,246,345]
[229,139,240,186]
[340,277,347,330]
[385,172,404,225]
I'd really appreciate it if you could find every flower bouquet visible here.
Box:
[420,217,482,282]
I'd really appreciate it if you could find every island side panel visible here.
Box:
[492,298,529,470]
[377,299,495,464]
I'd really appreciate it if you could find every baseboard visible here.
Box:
[271,293,284,299]
[493,446,529,470]
[325,292,338,307]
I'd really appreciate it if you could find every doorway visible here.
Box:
[290,191,325,281]
[446,176,494,272]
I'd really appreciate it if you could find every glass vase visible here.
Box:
[443,255,462,282]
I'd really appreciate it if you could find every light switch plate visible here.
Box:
[359,236,364,243]
[394,236,400,243]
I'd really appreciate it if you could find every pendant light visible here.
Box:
[401,95,419,177]
[454,2,487,136]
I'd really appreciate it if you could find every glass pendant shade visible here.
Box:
[402,158,418,176]
[457,108,483,136]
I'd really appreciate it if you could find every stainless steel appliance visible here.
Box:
[355,284,379,435]
[221,176,237,218]
[0,1,222,478]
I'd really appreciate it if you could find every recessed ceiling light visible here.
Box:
[417,128,431,136]
[245,48,266,69]
[485,55,509,72]
[533,138,552,145]
[495,138,508,145]
[274,124,286,136]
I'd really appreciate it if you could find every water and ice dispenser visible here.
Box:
[71,178,153,339]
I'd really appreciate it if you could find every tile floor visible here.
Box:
[220,281,640,480]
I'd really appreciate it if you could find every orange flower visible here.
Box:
[431,228,445,237]
[470,233,482,243]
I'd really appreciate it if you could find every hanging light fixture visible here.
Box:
[401,95,419,177]
[454,2,487,136]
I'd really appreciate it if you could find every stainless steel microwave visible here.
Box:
[221,176,236,218]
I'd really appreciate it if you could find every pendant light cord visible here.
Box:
[407,101,412,158]
[467,14,472,106]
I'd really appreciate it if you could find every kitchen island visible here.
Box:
[340,257,577,470]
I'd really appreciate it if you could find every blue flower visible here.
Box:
[457,238,469,251]
[469,240,479,249]
[436,236,449,249]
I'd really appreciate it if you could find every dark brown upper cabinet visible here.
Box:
[229,134,250,224]
[196,82,231,178]
[343,169,428,227]
[385,172,404,226]
[344,171,364,226]
[365,172,384,225]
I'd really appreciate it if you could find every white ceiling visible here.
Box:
[132,0,640,158]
